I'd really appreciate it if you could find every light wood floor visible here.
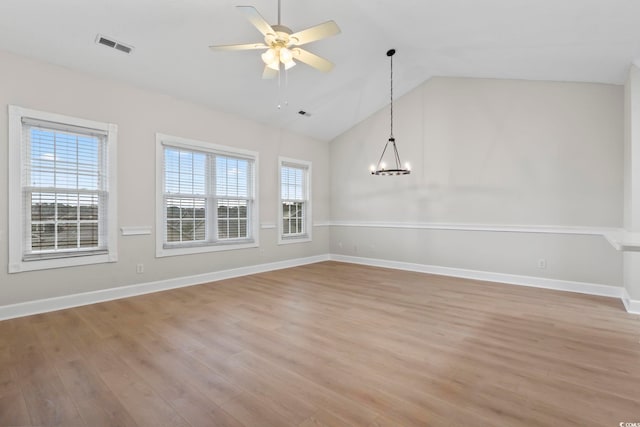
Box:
[1,261,639,426]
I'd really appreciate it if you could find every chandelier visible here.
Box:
[371,49,411,176]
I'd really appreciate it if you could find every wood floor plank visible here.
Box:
[55,358,139,427]
[96,368,190,427]
[133,328,243,407]
[1,261,639,426]
[232,352,379,427]
[15,352,85,427]
[104,332,242,427]
[30,314,83,365]
[195,318,404,415]
[299,409,364,427]
[89,346,191,427]
[0,391,31,427]
[0,361,19,398]
[219,391,298,427]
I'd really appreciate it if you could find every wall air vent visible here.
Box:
[95,34,134,54]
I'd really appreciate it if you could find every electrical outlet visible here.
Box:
[537,259,547,269]
[136,263,144,274]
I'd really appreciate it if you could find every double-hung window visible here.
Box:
[8,106,118,273]
[278,157,311,244]
[157,134,258,257]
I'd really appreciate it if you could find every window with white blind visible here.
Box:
[156,134,258,257]
[278,157,311,244]
[8,106,118,273]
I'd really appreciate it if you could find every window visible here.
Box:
[279,157,311,244]
[156,134,258,257]
[8,106,118,273]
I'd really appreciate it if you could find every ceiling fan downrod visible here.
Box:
[277,0,281,25]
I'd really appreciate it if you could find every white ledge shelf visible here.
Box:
[331,221,636,252]
[121,226,152,236]
[604,231,640,252]
[330,221,616,236]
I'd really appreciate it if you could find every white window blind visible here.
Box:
[22,119,108,259]
[8,105,117,273]
[161,138,256,252]
[164,147,207,244]
[215,155,252,240]
[279,158,311,242]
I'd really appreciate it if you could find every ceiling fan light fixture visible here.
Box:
[279,47,293,63]
[208,1,341,77]
[261,48,277,64]
[262,46,296,71]
[280,47,296,69]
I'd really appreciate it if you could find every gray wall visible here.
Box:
[0,51,627,308]
[330,77,624,286]
[0,50,330,306]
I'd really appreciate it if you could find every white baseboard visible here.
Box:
[329,254,624,299]
[0,254,330,321]
[2,252,635,321]
[622,288,640,314]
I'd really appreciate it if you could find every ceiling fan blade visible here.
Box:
[289,21,341,46]
[293,48,334,72]
[237,6,276,37]
[262,66,278,79]
[209,43,268,51]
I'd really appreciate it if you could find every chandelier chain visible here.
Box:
[390,51,394,137]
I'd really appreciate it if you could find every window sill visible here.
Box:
[278,236,312,245]
[156,241,259,257]
[9,252,117,273]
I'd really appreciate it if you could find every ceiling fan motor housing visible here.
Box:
[266,25,295,47]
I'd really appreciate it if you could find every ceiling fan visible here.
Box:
[209,0,341,79]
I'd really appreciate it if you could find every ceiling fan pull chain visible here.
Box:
[276,64,290,109]
[284,66,289,107]
[277,64,282,109]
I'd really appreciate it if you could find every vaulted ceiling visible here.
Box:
[1,0,639,141]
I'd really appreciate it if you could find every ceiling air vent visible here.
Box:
[96,34,133,54]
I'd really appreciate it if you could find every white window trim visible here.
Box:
[155,133,259,258]
[8,105,118,273]
[278,156,312,245]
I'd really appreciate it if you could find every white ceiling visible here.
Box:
[1,0,640,141]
